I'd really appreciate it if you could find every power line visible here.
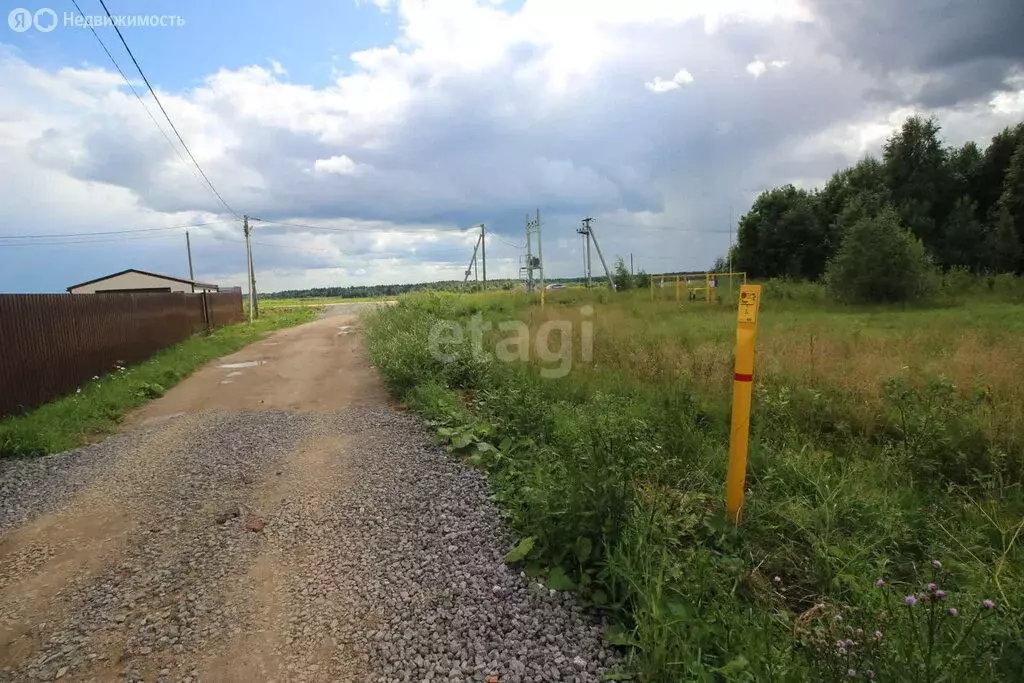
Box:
[0,220,233,241]
[253,218,461,236]
[596,218,731,235]
[493,235,525,249]
[0,232,184,247]
[68,0,216,205]
[211,236,335,253]
[96,0,238,218]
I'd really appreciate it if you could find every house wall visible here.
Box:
[70,272,215,294]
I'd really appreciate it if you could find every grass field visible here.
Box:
[364,281,1024,681]
[0,307,316,459]
[258,295,394,309]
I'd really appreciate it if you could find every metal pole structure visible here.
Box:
[480,223,487,290]
[586,230,592,288]
[577,218,593,288]
[536,209,544,293]
[243,215,254,324]
[587,221,616,290]
[630,253,634,276]
[581,233,588,283]
[525,213,534,292]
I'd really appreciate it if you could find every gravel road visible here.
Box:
[0,314,618,682]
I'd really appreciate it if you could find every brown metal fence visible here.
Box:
[0,291,243,417]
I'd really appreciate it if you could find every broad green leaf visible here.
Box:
[574,537,593,563]
[546,566,576,591]
[604,624,634,646]
[504,536,535,563]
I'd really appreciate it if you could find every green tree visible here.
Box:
[882,115,954,258]
[612,257,634,291]
[734,185,826,279]
[986,206,1023,273]
[949,141,984,204]
[977,123,1024,220]
[634,269,651,290]
[941,197,988,270]
[825,206,937,303]
[992,140,1024,273]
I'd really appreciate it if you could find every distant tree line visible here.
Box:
[265,277,598,300]
[730,116,1024,302]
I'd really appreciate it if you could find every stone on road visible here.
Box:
[0,310,617,682]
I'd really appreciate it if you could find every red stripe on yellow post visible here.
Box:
[725,284,762,524]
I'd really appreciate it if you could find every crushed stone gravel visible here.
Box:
[0,408,620,682]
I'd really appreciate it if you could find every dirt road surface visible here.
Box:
[0,307,616,683]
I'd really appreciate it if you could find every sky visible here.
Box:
[1,0,1023,293]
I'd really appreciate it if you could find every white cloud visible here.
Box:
[644,68,694,92]
[746,58,788,78]
[0,0,1021,292]
[644,76,680,93]
[314,155,360,175]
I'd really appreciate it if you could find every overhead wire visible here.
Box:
[68,0,219,210]
[0,220,233,241]
[96,0,239,218]
[0,232,184,247]
[253,218,467,236]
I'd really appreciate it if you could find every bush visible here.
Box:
[825,207,938,304]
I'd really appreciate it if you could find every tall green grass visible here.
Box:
[364,287,1023,681]
[0,308,315,458]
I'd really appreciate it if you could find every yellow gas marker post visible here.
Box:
[725,284,762,524]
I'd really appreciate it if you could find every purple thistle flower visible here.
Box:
[905,595,917,606]
[928,583,937,592]
[865,671,875,679]
[835,640,844,648]
[932,560,942,569]
[875,578,885,588]
[983,599,995,609]
[948,608,959,617]
[936,590,946,600]
[874,630,883,640]
[844,639,854,648]
[847,669,857,678]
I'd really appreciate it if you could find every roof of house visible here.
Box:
[66,268,219,292]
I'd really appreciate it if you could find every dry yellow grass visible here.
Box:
[514,293,1024,445]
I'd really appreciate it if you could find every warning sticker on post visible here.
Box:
[737,284,762,325]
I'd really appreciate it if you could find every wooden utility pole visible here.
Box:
[244,215,254,324]
[248,234,259,319]
[186,230,195,292]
